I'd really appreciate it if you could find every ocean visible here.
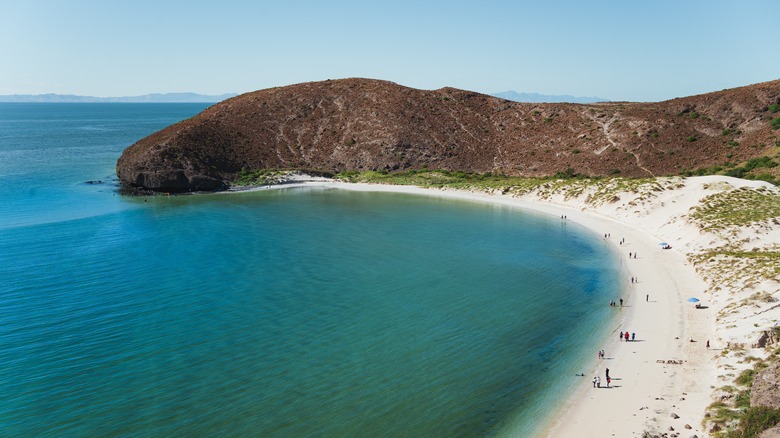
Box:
[0,103,623,436]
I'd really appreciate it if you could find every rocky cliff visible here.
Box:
[116,78,780,192]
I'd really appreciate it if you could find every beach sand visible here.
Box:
[249,175,780,437]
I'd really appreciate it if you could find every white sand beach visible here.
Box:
[247,175,780,437]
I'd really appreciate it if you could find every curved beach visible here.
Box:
[298,175,778,437]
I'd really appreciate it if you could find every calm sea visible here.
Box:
[0,103,623,437]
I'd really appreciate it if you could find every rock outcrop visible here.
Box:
[754,329,780,349]
[116,78,780,192]
[751,363,780,409]
[760,425,780,438]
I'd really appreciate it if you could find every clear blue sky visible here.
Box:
[1,0,778,102]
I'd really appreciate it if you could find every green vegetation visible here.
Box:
[553,167,579,179]
[335,169,523,189]
[689,186,780,231]
[723,128,740,136]
[735,368,756,386]
[233,168,333,186]
[684,165,725,176]
[333,170,678,206]
[682,155,780,185]
[770,117,780,130]
[704,346,780,437]
[690,249,780,307]
[769,104,780,113]
[687,135,698,142]
[690,111,700,119]
[234,168,286,186]
[723,157,779,182]
[735,406,780,438]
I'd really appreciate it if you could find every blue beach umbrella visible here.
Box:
[687,297,700,303]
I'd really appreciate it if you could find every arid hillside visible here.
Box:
[116,78,780,192]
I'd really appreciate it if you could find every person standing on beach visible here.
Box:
[646,294,649,302]
[631,332,635,341]
[619,331,623,341]
[605,368,610,380]
[624,332,629,341]
[619,298,623,307]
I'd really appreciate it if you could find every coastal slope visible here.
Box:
[116,78,780,192]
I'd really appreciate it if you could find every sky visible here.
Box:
[1,0,778,102]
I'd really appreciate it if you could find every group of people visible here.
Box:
[592,367,612,388]
[592,232,646,391]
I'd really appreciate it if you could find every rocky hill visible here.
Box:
[116,78,780,192]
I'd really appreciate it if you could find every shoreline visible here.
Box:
[325,182,713,437]
[232,175,778,436]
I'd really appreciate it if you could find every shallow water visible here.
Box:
[0,103,621,436]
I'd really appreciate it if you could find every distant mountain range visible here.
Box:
[0,92,237,103]
[0,91,605,104]
[491,91,608,103]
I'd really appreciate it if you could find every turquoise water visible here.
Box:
[0,104,622,436]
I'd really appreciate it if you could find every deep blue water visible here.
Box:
[0,103,623,436]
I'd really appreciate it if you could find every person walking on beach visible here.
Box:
[707,340,710,349]
[631,332,635,341]
[596,376,601,388]
[624,332,629,341]
[593,376,597,387]
[619,298,623,307]
[606,376,611,387]
[619,331,623,341]
[646,294,649,302]
[605,368,610,380]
